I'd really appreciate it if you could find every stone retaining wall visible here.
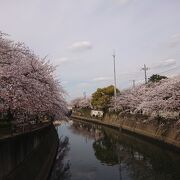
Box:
[0,123,58,180]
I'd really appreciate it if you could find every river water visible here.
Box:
[50,120,180,180]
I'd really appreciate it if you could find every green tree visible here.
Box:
[148,74,167,83]
[91,85,120,110]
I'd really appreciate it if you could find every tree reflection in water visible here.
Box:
[49,137,71,180]
[93,131,118,166]
[71,121,180,180]
[69,122,104,142]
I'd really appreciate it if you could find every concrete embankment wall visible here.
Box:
[71,114,180,151]
[0,123,58,180]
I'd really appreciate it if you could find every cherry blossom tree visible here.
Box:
[111,76,180,119]
[70,97,91,109]
[0,32,67,123]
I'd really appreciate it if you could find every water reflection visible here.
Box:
[51,121,180,180]
[93,131,118,166]
[50,137,71,180]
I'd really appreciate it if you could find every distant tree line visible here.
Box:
[71,74,180,120]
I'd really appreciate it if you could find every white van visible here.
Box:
[90,110,104,118]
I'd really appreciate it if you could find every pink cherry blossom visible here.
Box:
[70,97,91,109]
[0,32,67,122]
[111,76,180,119]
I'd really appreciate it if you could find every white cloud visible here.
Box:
[92,76,112,82]
[69,41,93,52]
[151,59,176,69]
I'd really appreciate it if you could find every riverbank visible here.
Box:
[0,121,51,141]
[71,114,180,152]
[0,122,58,180]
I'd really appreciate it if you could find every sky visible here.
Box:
[0,0,180,100]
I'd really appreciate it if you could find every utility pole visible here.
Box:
[83,91,86,99]
[132,80,135,88]
[141,64,149,84]
[112,51,117,108]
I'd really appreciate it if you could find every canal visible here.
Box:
[50,120,180,180]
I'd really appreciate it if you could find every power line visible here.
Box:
[129,80,136,88]
[158,65,180,75]
[83,91,86,99]
[132,80,136,88]
[118,65,180,90]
